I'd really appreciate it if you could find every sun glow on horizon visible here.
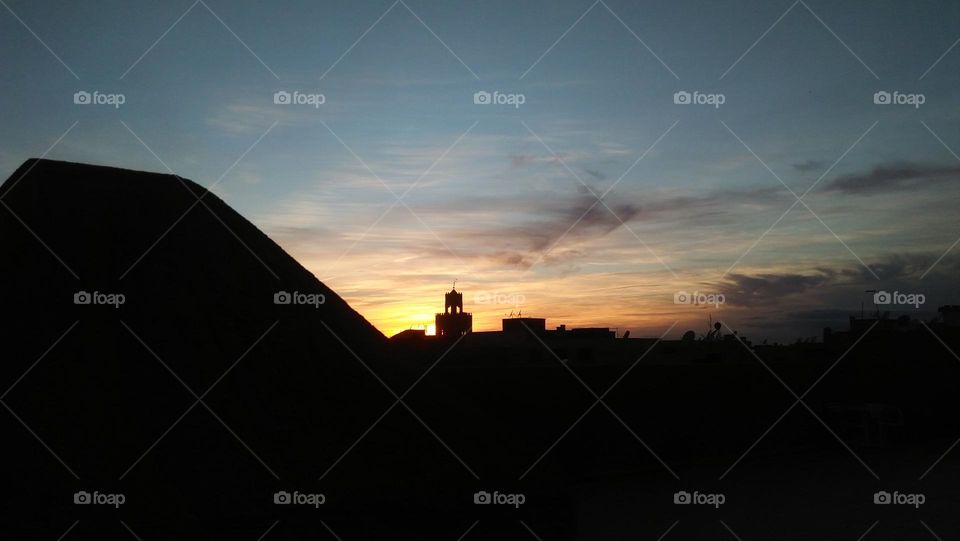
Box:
[347,282,736,341]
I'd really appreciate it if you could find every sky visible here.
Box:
[2,0,959,341]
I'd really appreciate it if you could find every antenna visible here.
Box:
[452,279,457,290]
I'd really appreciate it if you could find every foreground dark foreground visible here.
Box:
[2,160,959,539]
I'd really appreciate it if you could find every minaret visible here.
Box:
[435,284,472,337]
[444,286,463,314]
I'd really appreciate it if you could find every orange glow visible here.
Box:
[347,283,733,340]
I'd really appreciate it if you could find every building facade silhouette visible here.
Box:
[435,286,472,336]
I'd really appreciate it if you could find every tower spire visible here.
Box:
[436,282,472,337]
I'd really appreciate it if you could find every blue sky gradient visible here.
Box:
[2,0,959,339]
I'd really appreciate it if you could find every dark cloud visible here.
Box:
[557,194,638,235]
[428,191,642,269]
[486,250,534,269]
[823,161,960,194]
[793,159,826,173]
[712,251,960,342]
[411,185,789,269]
[866,253,943,281]
[635,187,785,223]
[718,270,839,307]
[413,183,786,229]
[503,193,639,254]
[585,169,607,181]
[716,252,960,312]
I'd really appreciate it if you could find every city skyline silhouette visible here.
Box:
[3,0,960,538]
[3,1,959,342]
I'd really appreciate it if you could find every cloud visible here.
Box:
[365,183,791,270]
[510,153,567,169]
[556,194,638,236]
[716,251,960,309]
[447,193,640,268]
[823,161,960,194]
[510,154,536,168]
[585,169,607,181]
[792,159,826,173]
[718,270,840,307]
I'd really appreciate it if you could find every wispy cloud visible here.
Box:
[823,161,960,194]
[792,159,827,173]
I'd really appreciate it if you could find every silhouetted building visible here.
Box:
[502,317,546,334]
[564,327,616,339]
[940,305,960,328]
[391,328,426,343]
[435,286,472,337]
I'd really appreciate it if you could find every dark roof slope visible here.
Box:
[0,158,384,345]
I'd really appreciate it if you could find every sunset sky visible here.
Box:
[2,0,959,341]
